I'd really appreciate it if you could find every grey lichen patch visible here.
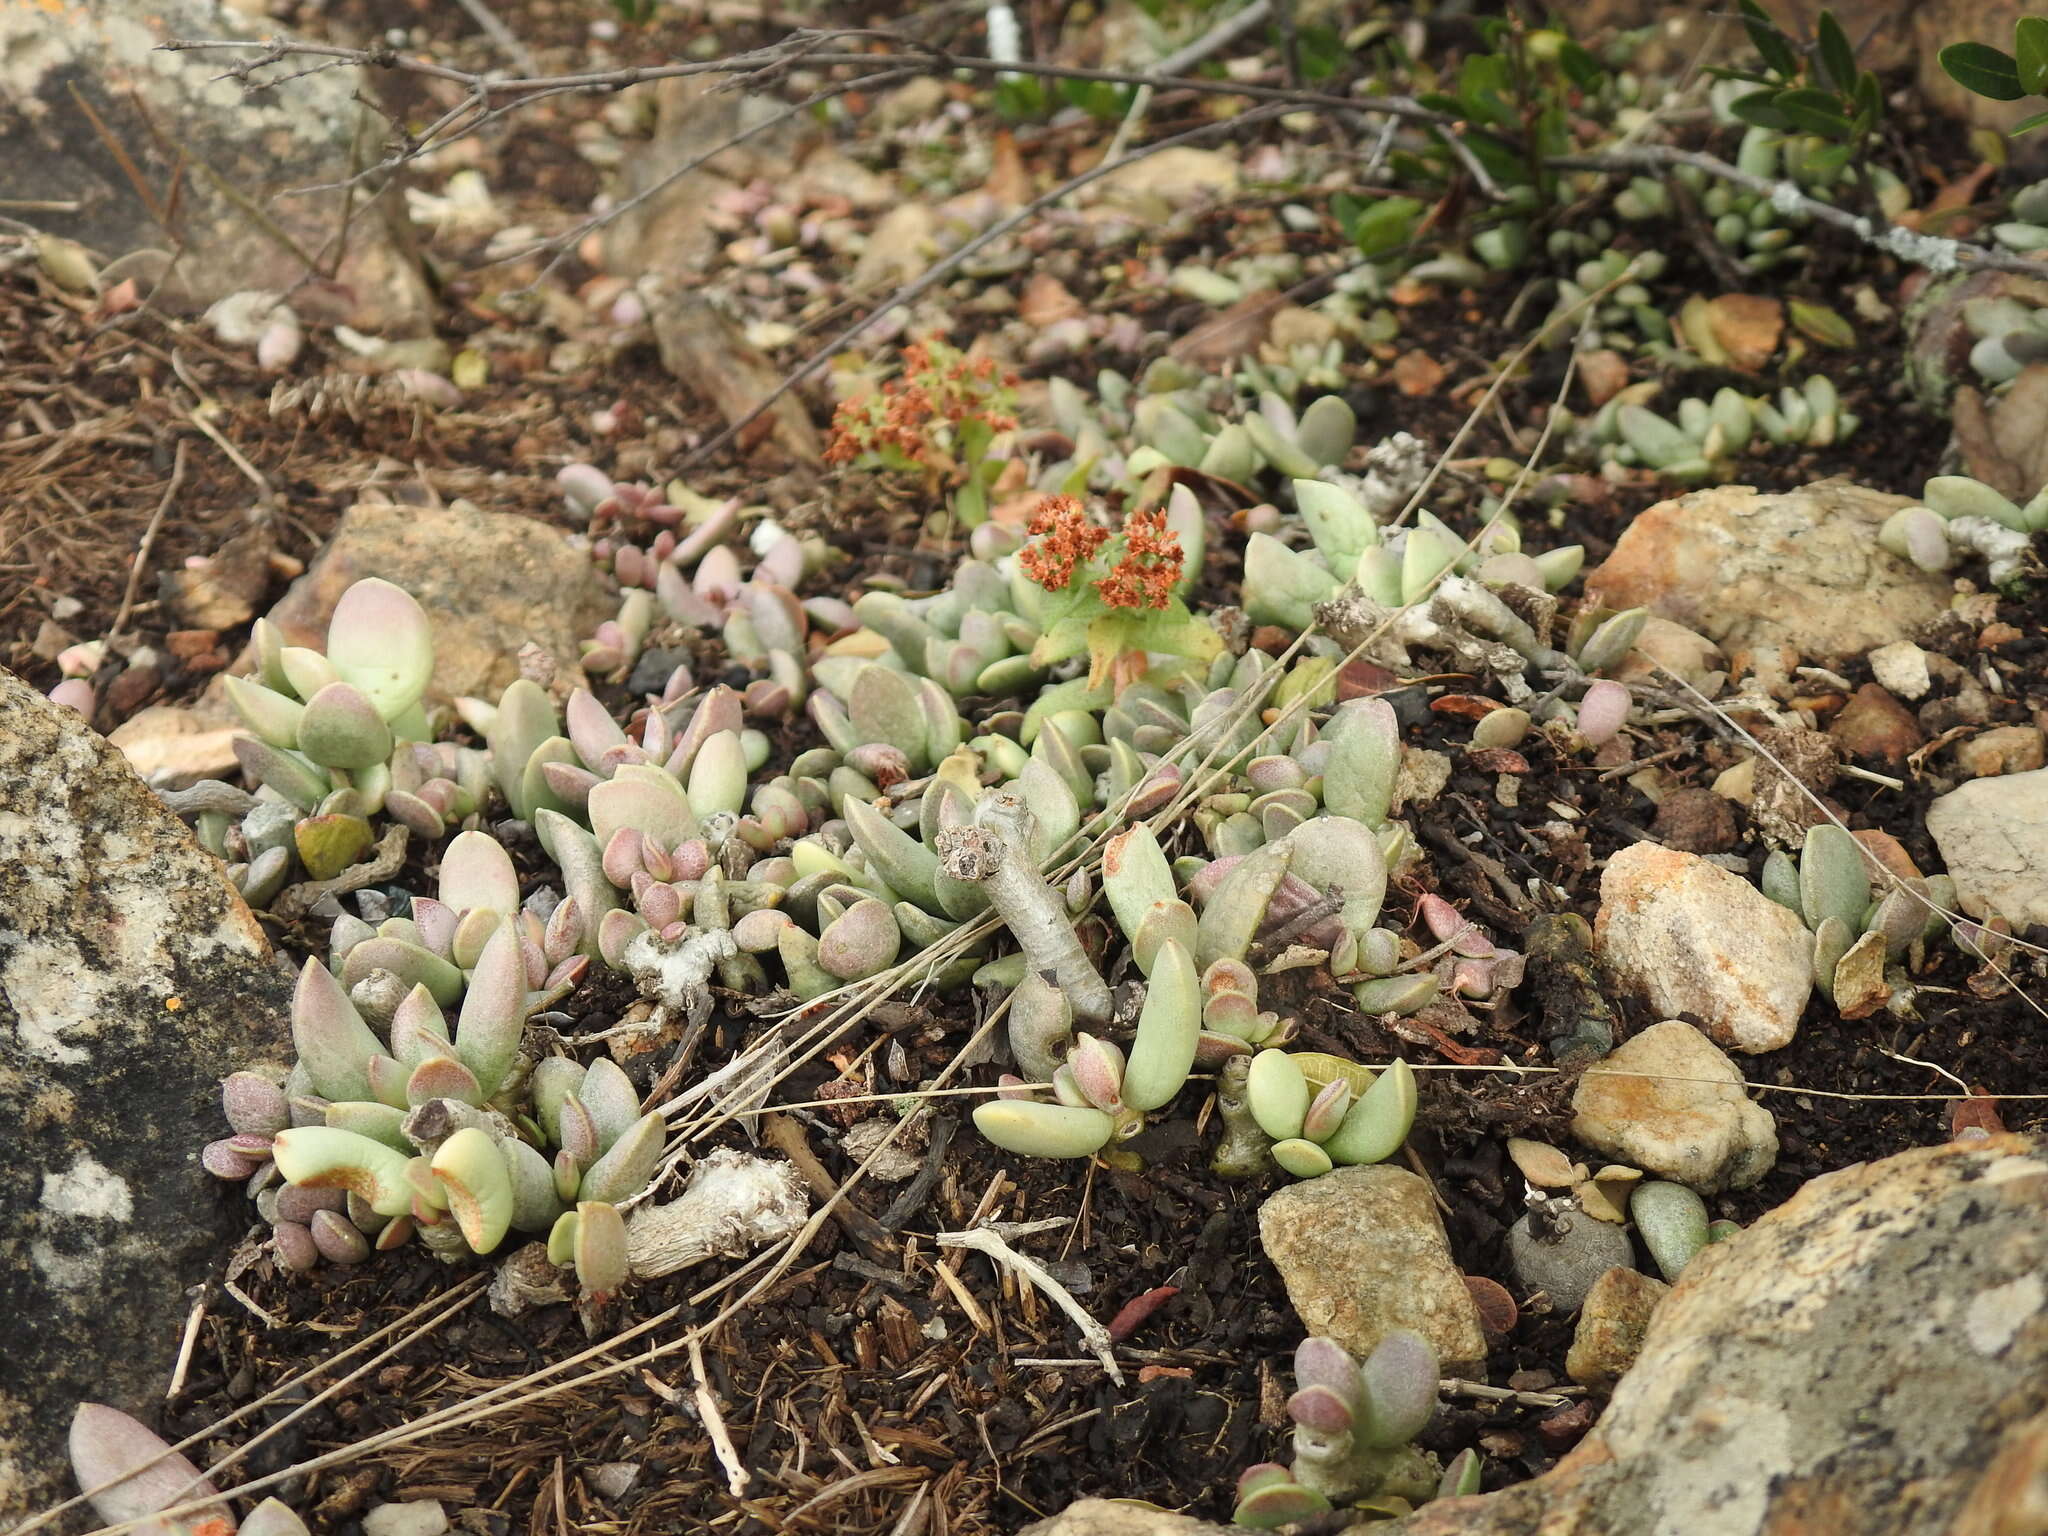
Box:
[39,1153,134,1222]
[1966,1275,2046,1358]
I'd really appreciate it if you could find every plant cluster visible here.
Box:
[1940,14,2048,137]
[1564,374,1860,485]
[1878,474,2048,585]
[1231,1333,1479,1526]
[824,338,1019,526]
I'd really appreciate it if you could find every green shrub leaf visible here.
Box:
[1941,42,2025,101]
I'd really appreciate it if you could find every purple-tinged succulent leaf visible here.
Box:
[1420,894,1494,957]
[558,1095,600,1167]
[323,1099,411,1151]
[1576,679,1631,747]
[602,826,647,889]
[597,907,649,967]
[429,1127,515,1253]
[340,936,464,1010]
[1235,1463,1293,1502]
[816,898,903,982]
[310,1208,371,1264]
[326,577,433,722]
[1193,1030,1255,1065]
[1301,1078,1355,1143]
[384,788,449,840]
[201,1138,262,1180]
[1294,1335,1365,1403]
[577,1112,666,1204]
[410,897,457,959]
[221,673,306,748]
[389,984,452,1069]
[47,677,96,715]
[543,954,589,995]
[292,957,388,1103]
[450,904,502,971]
[235,735,331,813]
[1232,1480,1332,1529]
[1067,1032,1126,1113]
[573,1199,632,1298]
[637,880,682,931]
[1130,898,1200,980]
[1356,1328,1439,1449]
[579,1058,643,1153]
[590,767,702,853]
[273,1219,320,1272]
[521,926,548,989]
[440,829,521,918]
[1287,1382,1356,1435]
[558,462,615,516]
[405,1055,484,1107]
[223,1071,290,1137]
[273,1185,346,1225]
[1438,1445,1484,1498]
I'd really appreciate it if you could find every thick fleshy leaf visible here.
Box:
[1295,1335,1365,1403]
[1798,823,1871,932]
[405,1055,484,1107]
[340,936,465,1009]
[327,577,434,720]
[573,1199,632,1296]
[1321,1057,1417,1165]
[1122,939,1200,1112]
[68,1401,231,1535]
[296,681,393,770]
[576,1111,666,1203]
[429,1127,515,1253]
[1321,697,1400,827]
[816,898,902,981]
[1232,1481,1332,1529]
[1102,822,1178,944]
[1356,1328,1440,1448]
[292,957,388,1103]
[972,1099,1116,1158]
[456,922,528,1098]
[242,1496,316,1536]
[1247,1049,1311,1142]
[272,1125,414,1216]
[579,1057,643,1152]
[1272,1137,1334,1178]
[1632,1179,1712,1281]
[487,679,561,820]
[234,736,330,813]
[1287,1381,1355,1434]
[439,829,521,918]
[1195,840,1290,971]
[222,673,306,748]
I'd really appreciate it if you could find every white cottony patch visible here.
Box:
[1966,1274,2045,1357]
[985,2,1023,75]
[1873,224,1963,274]
[41,1153,135,1222]
[1767,180,1807,218]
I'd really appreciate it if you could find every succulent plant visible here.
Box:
[1878,475,2048,585]
[204,932,657,1296]
[1562,375,1859,485]
[1232,1333,1471,1526]
[1755,822,1968,1016]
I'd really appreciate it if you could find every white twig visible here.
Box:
[936,1223,1124,1384]
[690,1335,750,1496]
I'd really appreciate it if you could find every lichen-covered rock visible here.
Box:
[1387,1136,2048,1536]
[1258,1166,1489,1376]
[249,501,616,707]
[1583,481,1947,693]
[0,669,292,1523]
[1595,844,1812,1054]
[1565,1268,1669,1388]
[1570,1022,1777,1193]
[0,0,431,328]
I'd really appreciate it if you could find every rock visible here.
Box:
[1020,1501,1233,1536]
[1565,1267,1669,1388]
[0,669,293,1524]
[1583,482,1949,693]
[1092,147,1240,214]
[0,0,430,328]
[1868,641,1932,702]
[1570,1021,1777,1193]
[1258,1166,1489,1375]
[1614,615,1726,693]
[1647,787,1739,854]
[1747,724,1843,850]
[1955,726,2047,780]
[1828,683,1924,765]
[1594,844,1813,1054]
[1926,769,2048,927]
[363,1501,450,1536]
[648,286,823,466]
[851,204,941,292]
[1389,1136,2048,1536]
[1508,1210,1636,1313]
[247,501,615,708]
[106,703,241,786]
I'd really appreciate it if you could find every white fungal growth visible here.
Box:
[625,1149,808,1278]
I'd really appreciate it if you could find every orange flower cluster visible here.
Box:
[1017,495,1109,591]
[1093,507,1183,611]
[824,341,1018,468]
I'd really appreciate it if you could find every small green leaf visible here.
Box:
[1729,88,1793,131]
[1941,42,2025,101]
[2014,106,2048,136]
[1349,194,1425,258]
[1739,0,1800,79]
[2017,16,2048,96]
[1788,299,1856,348]
[1815,11,1858,95]
[1558,39,1604,90]
[1775,87,1854,138]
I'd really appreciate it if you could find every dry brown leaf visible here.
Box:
[1169,289,1287,368]
[1391,349,1447,396]
[1706,294,1783,373]
[984,128,1034,208]
[1019,272,1084,328]
[1579,348,1631,407]
[1506,1137,1581,1189]
[1950,1089,2007,1140]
